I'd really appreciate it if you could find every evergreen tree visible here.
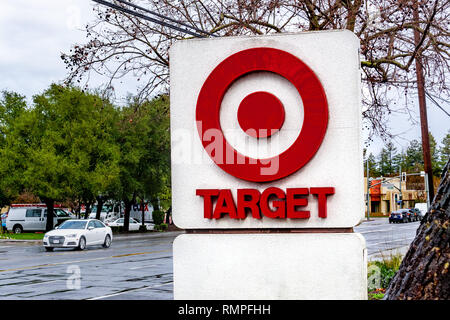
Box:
[439,130,450,169]
[378,142,397,176]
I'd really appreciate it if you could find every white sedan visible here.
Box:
[43,219,113,252]
[106,217,142,231]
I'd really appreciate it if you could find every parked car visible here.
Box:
[389,209,410,223]
[409,208,421,222]
[6,204,72,234]
[106,217,141,231]
[43,219,112,252]
[414,203,428,220]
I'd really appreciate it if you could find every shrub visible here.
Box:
[367,253,403,299]
[154,223,168,231]
[152,210,165,225]
[159,223,168,231]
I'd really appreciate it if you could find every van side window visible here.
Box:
[25,209,42,218]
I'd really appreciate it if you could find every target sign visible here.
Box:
[170,31,364,229]
[196,47,328,182]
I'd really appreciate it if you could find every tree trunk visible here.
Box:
[76,201,81,219]
[43,198,55,232]
[123,198,132,232]
[150,196,159,211]
[84,201,93,219]
[141,199,145,227]
[95,196,104,220]
[385,158,450,299]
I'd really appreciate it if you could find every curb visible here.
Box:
[0,231,185,244]
[0,239,42,244]
[368,245,410,261]
[113,230,185,241]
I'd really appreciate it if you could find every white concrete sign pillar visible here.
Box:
[174,234,367,300]
[170,30,367,300]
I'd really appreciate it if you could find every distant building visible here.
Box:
[364,177,426,216]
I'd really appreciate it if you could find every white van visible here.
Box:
[6,204,72,234]
[414,203,428,218]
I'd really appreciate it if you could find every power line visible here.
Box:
[91,0,206,38]
[113,0,216,37]
[425,91,450,118]
[426,91,449,104]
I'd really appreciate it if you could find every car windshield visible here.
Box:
[55,209,69,217]
[58,220,87,229]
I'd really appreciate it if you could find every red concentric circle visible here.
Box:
[237,91,285,138]
[196,47,328,182]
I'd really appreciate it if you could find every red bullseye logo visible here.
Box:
[237,91,285,138]
[196,47,328,182]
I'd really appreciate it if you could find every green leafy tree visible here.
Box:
[0,85,120,231]
[116,95,170,231]
[0,91,28,207]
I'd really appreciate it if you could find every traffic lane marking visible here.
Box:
[87,281,173,300]
[129,264,156,270]
[0,249,171,273]
[370,237,416,247]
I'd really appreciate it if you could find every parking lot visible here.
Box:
[0,218,420,299]
[0,232,182,300]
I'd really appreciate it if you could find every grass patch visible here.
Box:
[367,253,403,300]
[0,232,45,240]
[368,289,386,300]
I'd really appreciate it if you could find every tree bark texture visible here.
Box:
[43,198,55,232]
[123,199,132,232]
[385,158,450,299]
[95,196,104,220]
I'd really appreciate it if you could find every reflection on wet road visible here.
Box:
[0,232,182,300]
[0,218,420,299]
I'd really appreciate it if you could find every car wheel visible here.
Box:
[13,225,23,234]
[78,236,86,251]
[45,247,54,252]
[102,235,111,248]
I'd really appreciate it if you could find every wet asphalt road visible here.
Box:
[354,217,420,256]
[0,218,420,299]
[0,232,183,300]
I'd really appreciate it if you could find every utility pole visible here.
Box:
[366,158,370,221]
[399,165,402,209]
[413,0,435,203]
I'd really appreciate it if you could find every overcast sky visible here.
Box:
[0,0,448,156]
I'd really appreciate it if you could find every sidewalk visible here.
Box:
[368,245,410,261]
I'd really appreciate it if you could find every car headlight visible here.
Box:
[44,234,49,238]
[66,234,77,238]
